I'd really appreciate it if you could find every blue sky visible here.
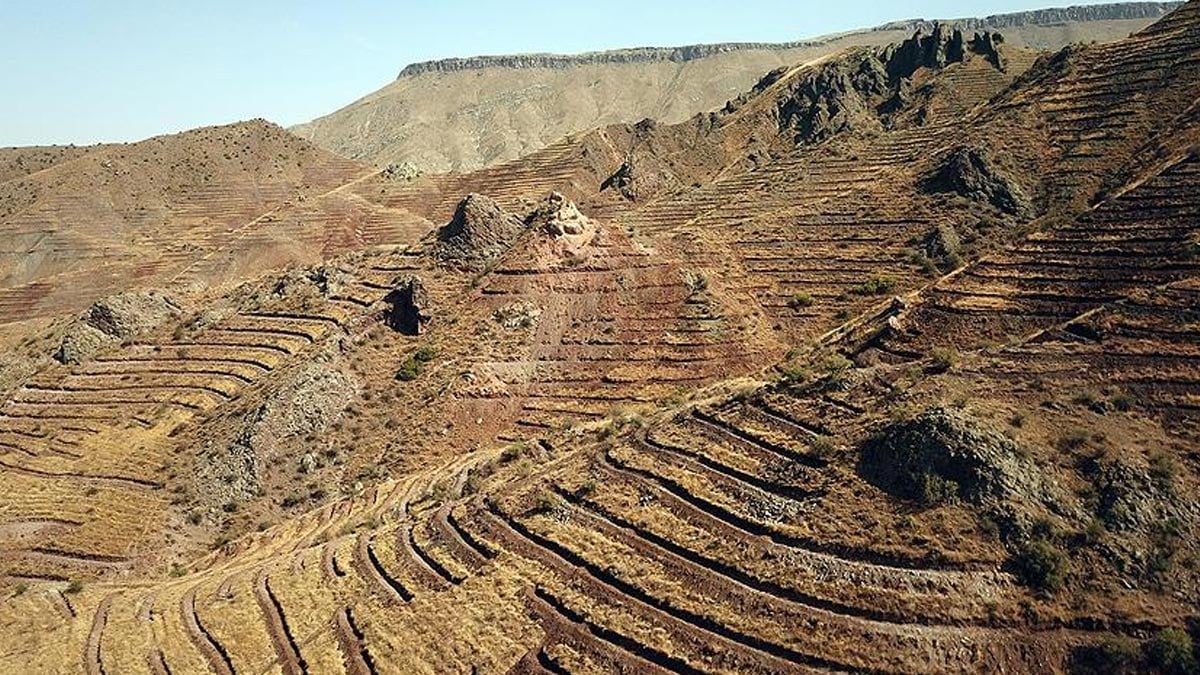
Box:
[0,1,1126,146]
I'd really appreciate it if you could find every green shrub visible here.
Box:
[1146,627,1196,675]
[788,293,815,309]
[928,347,959,372]
[918,472,960,506]
[1149,453,1177,493]
[850,274,897,296]
[65,580,84,595]
[533,490,563,515]
[413,345,438,362]
[395,358,423,382]
[1073,636,1142,674]
[1012,538,1069,594]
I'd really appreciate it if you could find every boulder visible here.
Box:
[385,275,432,335]
[433,194,527,270]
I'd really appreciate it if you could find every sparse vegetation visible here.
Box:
[1146,627,1197,675]
[850,274,897,296]
[1011,538,1069,594]
[917,472,960,506]
[788,293,815,309]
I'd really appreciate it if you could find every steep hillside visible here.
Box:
[292,2,1179,172]
[0,120,435,326]
[2,3,1200,673]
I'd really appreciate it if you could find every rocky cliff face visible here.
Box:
[876,2,1182,33]
[398,3,1181,78]
[770,25,1008,144]
[397,42,830,78]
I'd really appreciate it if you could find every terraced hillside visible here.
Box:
[2,4,1200,674]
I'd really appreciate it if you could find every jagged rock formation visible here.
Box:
[401,4,1180,78]
[54,291,181,364]
[600,161,636,200]
[772,25,1008,144]
[527,192,592,238]
[385,275,432,335]
[433,194,527,270]
[922,146,1033,217]
[293,5,1177,172]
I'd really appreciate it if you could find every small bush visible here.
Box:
[576,480,599,498]
[918,472,960,506]
[850,274,897,296]
[809,436,837,460]
[412,345,438,362]
[65,580,84,595]
[533,490,563,515]
[394,358,423,382]
[779,363,811,385]
[788,293,815,309]
[501,444,527,463]
[928,347,959,372]
[682,271,708,295]
[169,563,188,578]
[1012,538,1069,594]
[1146,627,1196,675]
[1058,430,1090,451]
[14,582,28,596]
[1148,453,1177,493]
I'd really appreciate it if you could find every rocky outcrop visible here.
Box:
[382,162,422,182]
[772,25,1010,145]
[200,362,359,503]
[922,147,1033,217]
[527,192,593,238]
[859,408,1078,534]
[385,276,432,335]
[433,194,527,270]
[55,291,182,364]
[601,161,636,200]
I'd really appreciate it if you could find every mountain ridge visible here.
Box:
[396,2,1180,78]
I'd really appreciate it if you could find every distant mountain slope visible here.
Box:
[292,2,1180,172]
[0,120,434,324]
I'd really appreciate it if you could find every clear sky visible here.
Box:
[0,1,1131,147]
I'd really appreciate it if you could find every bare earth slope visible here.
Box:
[292,2,1180,172]
[0,120,437,326]
[2,3,1200,673]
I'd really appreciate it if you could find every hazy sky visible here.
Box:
[0,1,1135,146]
